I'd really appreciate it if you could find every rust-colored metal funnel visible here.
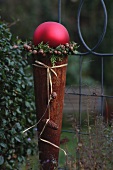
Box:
[33,55,68,169]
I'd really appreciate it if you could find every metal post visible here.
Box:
[101,56,104,116]
[58,0,61,23]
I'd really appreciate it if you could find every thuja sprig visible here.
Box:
[23,41,79,65]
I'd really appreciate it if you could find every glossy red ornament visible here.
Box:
[33,21,70,47]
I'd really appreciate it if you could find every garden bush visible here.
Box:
[0,20,37,169]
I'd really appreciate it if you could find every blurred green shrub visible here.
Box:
[0,20,37,169]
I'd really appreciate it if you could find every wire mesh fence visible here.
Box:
[58,0,113,169]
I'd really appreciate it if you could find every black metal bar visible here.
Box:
[78,55,83,127]
[101,57,104,116]
[76,55,83,170]
[58,0,61,23]
[65,92,113,99]
[62,130,113,139]
[77,0,91,52]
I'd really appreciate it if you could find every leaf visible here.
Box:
[16,107,21,114]
[22,83,25,88]
[0,143,7,148]
[14,136,21,142]
[5,109,9,116]
[27,148,31,155]
[15,122,22,130]
[0,156,4,165]
[18,156,23,162]
[17,79,22,84]
[25,101,31,108]
[10,128,16,135]
[27,118,32,123]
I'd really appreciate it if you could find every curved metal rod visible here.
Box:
[76,51,113,57]
[77,0,107,52]
[90,51,113,57]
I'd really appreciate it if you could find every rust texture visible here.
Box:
[33,55,68,170]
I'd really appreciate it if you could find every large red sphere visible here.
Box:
[33,21,70,47]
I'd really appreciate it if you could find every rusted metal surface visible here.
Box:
[33,55,68,169]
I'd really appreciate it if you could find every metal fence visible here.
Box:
[58,0,113,169]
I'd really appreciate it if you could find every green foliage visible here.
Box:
[24,41,78,66]
[0,21,37,169]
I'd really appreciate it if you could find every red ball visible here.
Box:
[33,21,70,47]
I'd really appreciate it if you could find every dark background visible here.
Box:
[1,0,113,89]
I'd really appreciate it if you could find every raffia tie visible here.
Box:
[22,60,67,156]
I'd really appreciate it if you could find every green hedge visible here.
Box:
[0,21,37,169]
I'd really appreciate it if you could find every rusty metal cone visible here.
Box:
[33,55,68,170]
